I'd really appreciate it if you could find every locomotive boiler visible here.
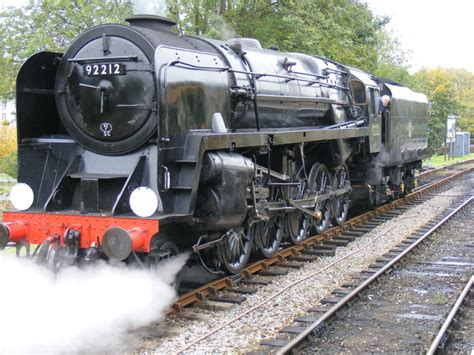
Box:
[1,13,429,274]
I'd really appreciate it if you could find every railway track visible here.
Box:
[265,194,473,354]
[416,158,474,189]
[173,160,474,311]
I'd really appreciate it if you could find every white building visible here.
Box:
[0,100,16,124]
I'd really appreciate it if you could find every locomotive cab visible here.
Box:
[348,68,382,154]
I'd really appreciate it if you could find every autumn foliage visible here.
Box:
[0,123,17,178]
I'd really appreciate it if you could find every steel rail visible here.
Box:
[426,275,474,355]
[417,158,474,180]
[276,195,474,355]
[174,165,474,311]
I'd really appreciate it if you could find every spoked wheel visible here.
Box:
[284,166,310,245]
[331,163,351,226]
[252,217,284,258]
[308,163,332,234]
[217,224,254,274]
[254,185,284,258]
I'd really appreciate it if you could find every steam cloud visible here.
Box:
[0,253,188,353]
[211,14,237,40]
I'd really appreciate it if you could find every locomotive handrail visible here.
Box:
[160,60,176,141]
[325,118,366,129]
[287,68,347,80]
[322,67,349,76]
[67,55,139,63]
[171,60,349,91]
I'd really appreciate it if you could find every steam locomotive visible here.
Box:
[0,15,428,274]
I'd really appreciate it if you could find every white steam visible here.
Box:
[131,0,168,17]
[211,14,237,40]
[0,253,188,353]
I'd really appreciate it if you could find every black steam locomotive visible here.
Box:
[0,15,428,274]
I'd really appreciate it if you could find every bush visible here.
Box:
[0,150,17,178]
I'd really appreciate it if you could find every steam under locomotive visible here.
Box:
[0,14,429,274]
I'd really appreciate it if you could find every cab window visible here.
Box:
[369,88,379,116]
[350,80,366,104]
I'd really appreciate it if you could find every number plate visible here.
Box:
[83,63,125,76]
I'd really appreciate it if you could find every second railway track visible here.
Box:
[288,195,473,354]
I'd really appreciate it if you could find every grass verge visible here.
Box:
[423,152,474,168]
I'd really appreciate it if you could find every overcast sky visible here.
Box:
[1,0,473,73]
[364,0,474,73]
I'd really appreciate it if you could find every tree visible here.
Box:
[169,0,386,72]
[446,68,474,135]
[412,68,462,154]
[373,29,412,86]
[0,0,133,99]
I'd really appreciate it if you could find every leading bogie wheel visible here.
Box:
[147,237,180,265]
[146,236,181,289]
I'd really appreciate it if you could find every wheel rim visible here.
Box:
[331,164,350,226]
[285,211,311,244]
[254,184,284,257]
[284,166,309,245]
[253,217,284,258]
[332,195,350,224]
[217,226,253,274]
[308,164,332,234]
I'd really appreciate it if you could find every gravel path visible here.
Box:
[137,173,473,354]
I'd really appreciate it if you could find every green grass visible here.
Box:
[423,152,474,168]
[434,292,447,305]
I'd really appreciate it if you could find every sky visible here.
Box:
[1,0,473,73]
[364,0,474,73]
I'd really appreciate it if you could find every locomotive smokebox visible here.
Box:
[102,227,146,261]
